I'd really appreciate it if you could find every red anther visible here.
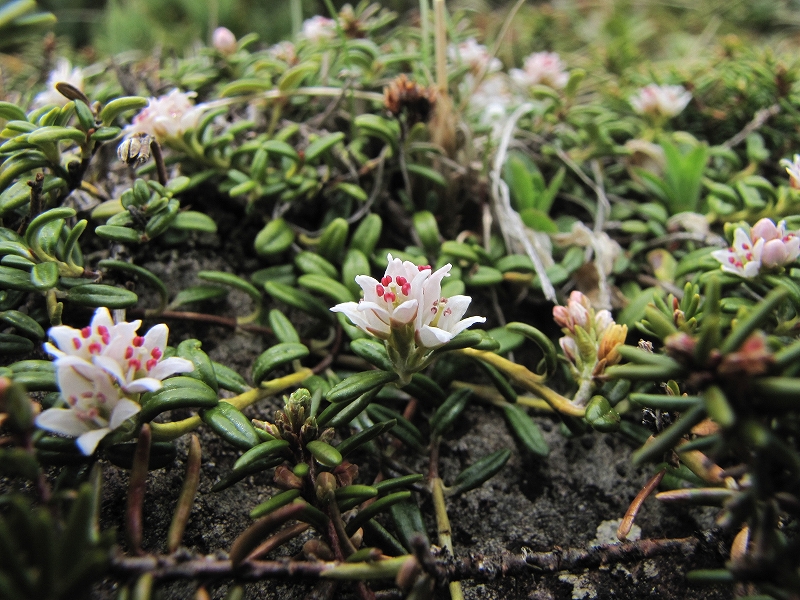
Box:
[376,284,385,297]
[443,308,452,317]
[746,253,753,260]
[69,396,77,406]
[384,291,396,302]
[396,276,407,286]
[88,342,102,354]
[81,327,91,338]
[146,359,158,371]
[418,265,431,271]
[401,283,411,295]
[742,243,750,250]
[97,393,107,403]
[132,336,145,347]
[72,338,82,349]
[125,347,134,359]
[87,408,98,419]
[151,347,162,359]
[128,359,141,371]
[431,306,437,313]
[81,391,93,398]
[381,276,392,286]
[97,325,109,337]
[729,256,735,264]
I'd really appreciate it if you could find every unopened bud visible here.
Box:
[273,465,303,490]
[212,27,237,54]
[303,539,334,561]
[315,471,337,502]
[117,133,153,166]
[349,527,363,549]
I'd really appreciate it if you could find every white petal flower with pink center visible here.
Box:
[123,89,206,143]
[510,52,569,90]
[711,227,764,278]
[44,307,193,394]
[332,254,485,383]
[751,218,800,269]
[629,84,691,118]
[449,38,502,76]
[35,357,141,455]
[301,16,336,42]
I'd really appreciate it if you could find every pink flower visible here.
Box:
[35,359,140,455]
[44,307,194,394]
[301,16,336,42]
[711,227,764,278]
[510,52,569,90]
[449,38,501,75]
[332,254,485,383]
[713,219,800,275]
[123,89,206,142]
[213,27,237,54]
[552,291,591,333]
[629,84,691,118]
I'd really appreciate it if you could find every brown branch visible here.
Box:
[110,536,700,582]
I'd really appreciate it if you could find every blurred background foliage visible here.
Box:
[33,0,800,58]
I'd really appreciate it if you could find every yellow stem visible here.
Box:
[433,0,448,94]
[150,369,312,442]
[456,349,585,417]
[451,381,554,412]
[431,476,464,600]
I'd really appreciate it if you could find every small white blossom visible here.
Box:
[36,308,194,455]
[269,41,297,63]
[469,74,516,136]
[629,84,691,118]
[124,89,206,142]
[510,52,569,90]
[212,27,237,54]
[33,59,85,108]
[36,358,140,455]
[711,227,764,278]
[780,154,800,188]
[449,38,501,76]
[44,307,194,394]
[332,254,485,383]
[301,16,336,42]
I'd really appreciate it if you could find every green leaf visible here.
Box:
[406,164,446,187]
[139,377,218,422]
[304,132,345,162]
[278,62,318,91]
[201,402,260,450]
[27,126,85,145]
[318,218,349,263]
[0,310,44,339]
[294,251,338,279]
[66,284,138,308]
[251,342,309,385]
[234,439,291,472]
[584,396,621,432]
[99,96,148,125]
[306,440,342,467]
[8,359,55,390]
[345,491,411,536]
[29,261,57,290]
[503,404,549,455]
[94,225,142,244]
[451,448,511,495]
[349,338,392,371]
[263,281,334,322]
[365,404,424,451]
[198,271,261,306]
[0,333,33,354]
[171,211,218,233]
[431,388,471,436]
[335,419,396,457]
[169,285,227,308]
[334,182,368,202]
[298,273,354,304]
[212,361,250,394]
[325,371,399,404]
[254,218,294,257]
[177,339,217,393]
[250,489,301,519]
[219,79,273,97]
[268,309,300,344]
[413,211,441,254]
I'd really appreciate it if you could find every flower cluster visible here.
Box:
[301,16,337,42]
[332,254,485,383]
[711,218,800,278]
[32,59,85,108]
[35,308,193,454]
[553,292,627,405]
[510,52,569,90]
[448,38,502,76]
[124,89,206,143]
[629,84,691,118]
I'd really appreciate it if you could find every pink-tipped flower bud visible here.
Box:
[212,27,237,54]
[761,238,791,268]
[751,218,780,242]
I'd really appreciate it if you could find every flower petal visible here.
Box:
[123,378,163,393]
[391,299,418,325]
[36,407,92,437]
[109,398,142,429]
[147,357,194,380]
[76,428,111,455]
[418,325,454,349]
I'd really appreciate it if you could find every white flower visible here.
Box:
[629,84,691,118]
[35,358,141,455]
[711,227,764,278]
[213,27,237,54]
[123,89,206,142]
[33,59,85,108]
[269,41,297,63]
[332,254,485,383]
[751,218,800,269]
[449,38,501,76]
[780,154,800,188]
[44,307,193,394]
[510,52,569,90]
[301,16,336,42]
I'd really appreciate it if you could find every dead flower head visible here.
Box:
[384,74,437,127]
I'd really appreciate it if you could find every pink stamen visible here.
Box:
[443,308,452,317]
[128,359,141,371]
[146,359,158,371]
[418,265,431,271]
[742,243,750,250]
[381,276,392,286]
[69,396,77,406]
[746,253,753,260]
[125,347,134,359]
[728,257,735,264]
[97,393,106,404]
[376,284,384,297]
[81,391,93,398]
[132,336,145,347]
[88,342,102,354]
[151,348,162,360]
[401,283,411,295]
[396,276,407,286]
[72,338,82,349]
[81,327,91,338]
[384,291,396,303]
[430,306,437,314]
